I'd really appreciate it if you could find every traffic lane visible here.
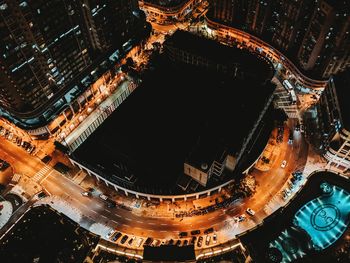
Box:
[42,172,233,238]
[0,137,44,176]
[243,130,306,214]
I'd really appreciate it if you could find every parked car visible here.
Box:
[37,191,47,199]
[190,236,197,245]
[120,235,128,244]
[197,236,203,247]
[205,235,211,246]
[246,208,255,216]
[204,227,214,234]
[179,231,188,238]
[175,240,181,246]
[183,240,189,246]
[191,230,200,235]
[136,238,144,247]
[128,236,135,246]
[112,232,122,242]
[106,229,115,239]
[144,237,153,247]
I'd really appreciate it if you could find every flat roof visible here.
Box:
[334,69,350,131]
[73,41,274,194]
[143,245,195,261]
[165,30,274,82]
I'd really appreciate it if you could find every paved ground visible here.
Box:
[0,118,316,252]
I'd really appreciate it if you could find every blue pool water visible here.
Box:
[293,183,350,250]
[268,182,350,263]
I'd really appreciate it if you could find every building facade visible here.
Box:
[0,0,147,134]
[206,0,350,79]
[297,0,350,78]
[317,70,350,172]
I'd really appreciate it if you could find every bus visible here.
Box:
[282,79,294,90]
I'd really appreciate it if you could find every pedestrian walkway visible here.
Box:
[31,165,51,183]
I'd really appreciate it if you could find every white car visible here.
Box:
[281,160,287,168]
[99,194,108,200]
[136,238,144,247]
[106,229,115,239]
[246,208,255,216]
[81,191,90,197]
[205,235,211,246]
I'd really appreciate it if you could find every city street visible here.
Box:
[0,121,312,251]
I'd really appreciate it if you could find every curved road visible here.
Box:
[0,123,309,251]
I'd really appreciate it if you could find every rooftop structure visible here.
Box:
[72,31,275,194]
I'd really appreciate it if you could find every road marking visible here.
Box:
[161,223,167,226]
[125,218,131,221]
[148,222,155,225]
[112,220,118,224]
[160,230,167,232]
[115,214,121,218]
[137,220,143,223]
[101,215,107,219]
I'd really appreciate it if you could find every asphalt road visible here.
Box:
[0,122,310,249]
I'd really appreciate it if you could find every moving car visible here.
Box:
[81,191,90,197]
[237,214,246,222]
[281,160,287,168]
[99,194,108,200]
[246,208,255,216]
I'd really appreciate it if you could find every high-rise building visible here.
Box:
[297,0,350,78]
[79,0,139,52]
[0,0,147,131]
[318,70,350,172]
[207,0,247,26]
[206,0,349,79]
[271,0,315,53]
[245,0,273,36]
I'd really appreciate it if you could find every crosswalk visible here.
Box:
[12,173,22,183]
[32,165,51,183]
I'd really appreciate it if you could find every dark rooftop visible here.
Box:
[334,69,350,131]
[165,30,274,82]
[143,245,195,261]
[73,38,275,194]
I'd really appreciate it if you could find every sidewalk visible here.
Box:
[255,129,280,172]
